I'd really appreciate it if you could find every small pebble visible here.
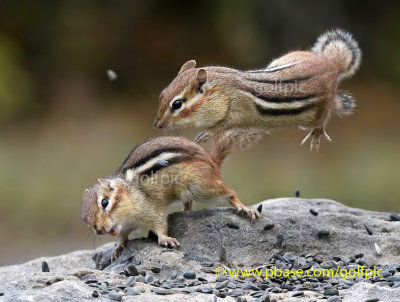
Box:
[310,208,319,216]
[91,290,99,298]
[327,297,341,302]
[257,204,263,213]
[390,213,400,221]
[151,267,161,273]
[183,271,196,279]
[364,223,374,235]
[365,298,379,302]
[108,291,122,301]
[295,190,300,197]
[0,292,3,296]
[202,262,214,267]
[41,261,50,272]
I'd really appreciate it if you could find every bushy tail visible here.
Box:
[211,129,267,166]
[312,29,361,81]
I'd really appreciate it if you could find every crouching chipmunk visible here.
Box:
[154,29,361,151]
[81,130,264,261]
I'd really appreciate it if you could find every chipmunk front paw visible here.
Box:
[111,244,124,262]
[158,236,180,248]
[242,207,260,221]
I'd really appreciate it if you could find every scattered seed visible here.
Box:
[126,276,135,286]
[364,224,374,235]
[226,222,240,230]
[219,246,227,262]
[151,288,173,295]
[199,287,213,293]
[227,281,236,289]
[257,204,263,213]
[389,275,400,282]
[215,280,229,289]
[202,262,214,267]
[317,230,330,239]
[183,271,196,279]
[151,267,161,273]
[276,235,284,248]
[41,261,50,272]
[310,208,319,216]
[374,243,382,256]
[126,264,139,276]
[108,291,122,301]
[324,288,339,296]
[125,287,140,296]
[292,291,304,297]
[263,224,275,231]
[390,213,400,221]
[107,69,118,81]
[84,278,98,284]
[295,190,300,197]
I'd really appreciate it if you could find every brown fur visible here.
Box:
[81,134,261,261]
[154,29,361,151]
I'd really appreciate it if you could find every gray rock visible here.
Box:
[0,199,399,302]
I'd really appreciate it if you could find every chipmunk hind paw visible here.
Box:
[300,128,331,152]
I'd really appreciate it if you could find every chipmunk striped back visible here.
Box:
[154,29,361,150]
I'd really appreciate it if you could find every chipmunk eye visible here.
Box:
[171,98,185,111]
[101,198,109,208]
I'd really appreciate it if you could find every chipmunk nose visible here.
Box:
[154,120,164,129]
[94,226,106,235]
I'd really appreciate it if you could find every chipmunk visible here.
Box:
[81,130,264,261]
[154,29,361,151]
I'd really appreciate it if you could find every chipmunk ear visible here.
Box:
[97,178,111,187]
[196,68,208,87]
[178,60,196,74]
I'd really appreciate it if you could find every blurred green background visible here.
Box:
[0,0,399,265]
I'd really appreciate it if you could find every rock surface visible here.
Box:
[0,198,399,301]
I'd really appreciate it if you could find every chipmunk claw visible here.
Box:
[194,131,210,143]
[159,236,180,248]
[301,128,331,152]
[237,206,260,222]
